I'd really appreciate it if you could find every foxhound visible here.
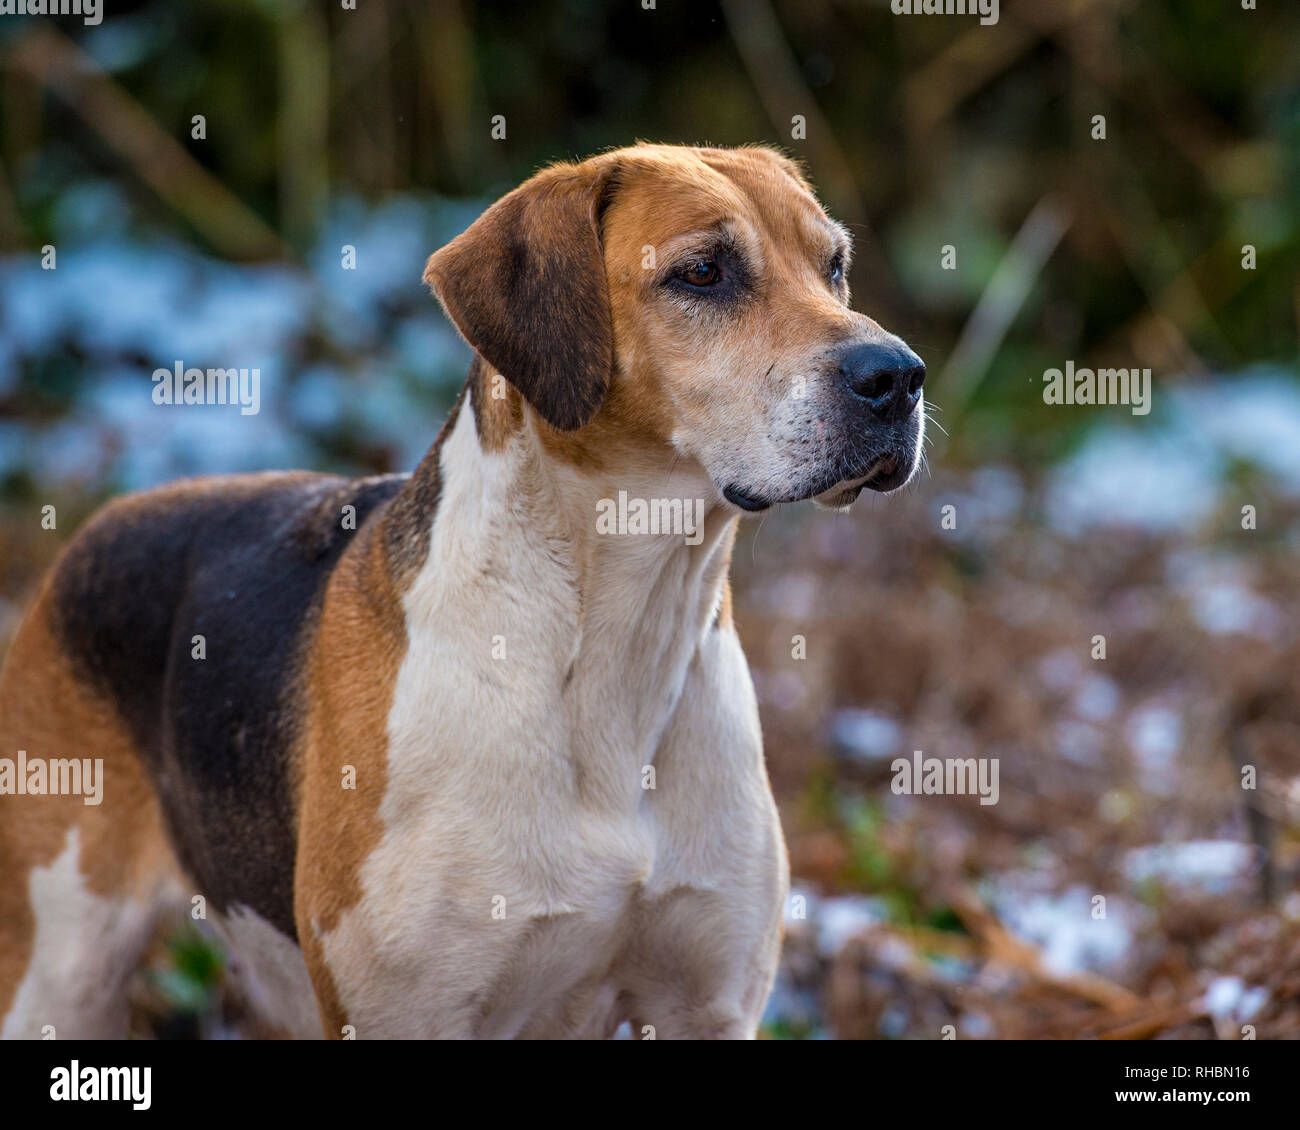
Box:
[0,143,925,1039]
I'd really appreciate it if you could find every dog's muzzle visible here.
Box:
[834,338,925,493]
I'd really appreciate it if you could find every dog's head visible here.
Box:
[425,143,925,511]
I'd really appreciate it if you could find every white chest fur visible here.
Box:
[319,410,786,1038]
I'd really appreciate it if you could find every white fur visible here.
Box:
[212,907,323,1039]
[2,828,162,1039]
[318,407,787,1038]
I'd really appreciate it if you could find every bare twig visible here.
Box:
[937,195,1073,423]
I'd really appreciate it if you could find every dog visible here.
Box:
[0,143,925,1039]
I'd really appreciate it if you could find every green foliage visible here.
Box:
[761,1016,818,1041]
[150,927,225,1016]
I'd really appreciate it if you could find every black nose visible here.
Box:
[838,341,926,421]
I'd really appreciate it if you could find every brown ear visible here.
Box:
[423,161,618,432]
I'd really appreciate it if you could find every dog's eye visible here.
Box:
[680,260,720,288]
[829,254,845,284]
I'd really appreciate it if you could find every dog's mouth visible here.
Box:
[722,485,770,512]
[723,451,911,514]
[810,453,910,509]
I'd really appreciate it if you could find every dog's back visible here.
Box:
[0,470,403,1034]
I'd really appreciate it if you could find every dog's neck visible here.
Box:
[379,369,743,775]
[384,370,738,764]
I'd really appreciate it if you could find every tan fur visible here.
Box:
[293,511,406,1038]
[716,574,734,632]
[469,359,525,454]
[0,580,183,1037]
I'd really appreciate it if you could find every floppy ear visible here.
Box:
[424,161,618,432]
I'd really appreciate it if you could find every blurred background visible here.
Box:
[1,0,1298,1038]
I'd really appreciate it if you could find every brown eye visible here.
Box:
[829,254,844,283]
[681,260,720,287]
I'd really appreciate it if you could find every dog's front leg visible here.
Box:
[615,627,789,1040]
[618,886,786,1040]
